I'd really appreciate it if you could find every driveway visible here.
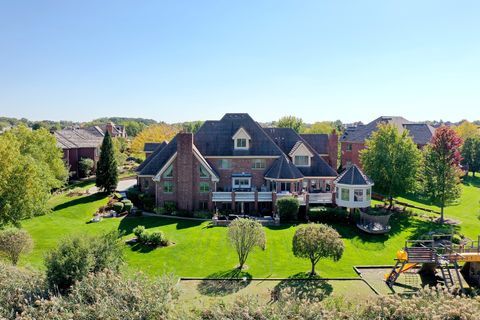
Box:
[117,178,137,192]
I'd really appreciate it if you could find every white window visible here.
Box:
[163,164,173,178]
[294,155,309,166]
[354,189,364,202]
[236,138,247,148]
[366,189,371,201]
[341,188,349,201]
[232,178,251,189]
[199,165,209,178]
[346,143,353,151]
[251,159,266,169]
[219,159,231,169]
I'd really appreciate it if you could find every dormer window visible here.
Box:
[294,155,309,166]
[232,127,251,150]
[289,141,313,167]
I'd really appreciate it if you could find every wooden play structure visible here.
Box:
[385,235,480,293]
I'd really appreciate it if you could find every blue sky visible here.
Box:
[0,1,479,123]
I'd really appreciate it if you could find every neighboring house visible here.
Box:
[137,113,338,215]
[101,122,127,138]
[144,142,167,158]
[340,116,435,168]
[54,127,104,177]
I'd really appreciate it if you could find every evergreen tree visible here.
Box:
[96,131,118,193]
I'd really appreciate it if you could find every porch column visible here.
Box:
[305,193,310,216]
[231,191,236,212]
[254,191,259,213]
[290,182,294,193]
[208,192,213,211]
[272,192,277,215]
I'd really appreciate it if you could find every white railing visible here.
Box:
[308,193,333,204]
[235,192,255,202]
[212,192,232,202]
[258,192,273,202]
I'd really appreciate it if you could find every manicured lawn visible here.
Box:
[19,174,480,280]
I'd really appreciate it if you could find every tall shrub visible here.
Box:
[277,197,300,221]
[0,228,33,265]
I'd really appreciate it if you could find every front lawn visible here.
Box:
[18,174,480,279]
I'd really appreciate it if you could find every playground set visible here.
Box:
[385,235,480,293]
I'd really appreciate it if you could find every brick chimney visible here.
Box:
[175,133,195,211]
[106,122,114,135]
[328,130,338,170]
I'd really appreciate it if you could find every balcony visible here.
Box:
[308,193,333,204]
[211,191,333,205]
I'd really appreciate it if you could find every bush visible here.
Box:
[112,202,124,213]
[277,197,300,221]
[132,225,169,247]
[78,157,94,178]
[124,202,133,213]
[139,193,155,211]
[133,225,146,238]
[308,206,349,223]
[45,231,124,292]
[148,231,165,246]
[163,201,177,214]
[126,187,141,205]
[193,211,213,219]
[0,228,33,265]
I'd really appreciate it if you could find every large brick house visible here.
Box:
[340,116,435,168]
[136,113,339,215]
[54,127,104,177]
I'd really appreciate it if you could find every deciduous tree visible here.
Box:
[228,218,266,270]
[454,120,479,141]
[0,228,33,265]
[292,223,344,276]
[96,131,118,193]
[131,123,178,155]
[275,116,305,133]
[303,121,335,134]
[360,124,422,207]
[423,126,463,223]
[462,136,480,176]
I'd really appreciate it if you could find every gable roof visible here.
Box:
[136,142,168,174]
[144,142,167,153]
[335,165,373,186]
[300,134,329,154]
[264,156,304,180]
[54,127,104,149]
[340,116,435,145]
[265,127,337,178]
[194,114,284,157]
[137,137,177,176]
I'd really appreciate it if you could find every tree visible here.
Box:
[131,123,179,155]
[275,116,305,133]
[122,120,146,137]
[360,124,422,207]
[303,121,335,134]
[112,137,129,166]
[454,120,479,141]
[462,136,480,176]
[78,158,95,177]
[0,228,33,265]
[179,121,204,133]
[0,126,68,227]
[45,231,124,292]
[292,223,344,276]
[96,131,118,193]
[423,126,463,223]
[227,218,266,270]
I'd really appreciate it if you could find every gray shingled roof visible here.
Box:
[144,142,166,152]
[335,165,373,185]
[194,114,284,157]
[264,156,304,180]
[54,127,104,149]
[136,142,168,174]
[137,138,176,176]
[300,134,329,154]
[265,127,337,178]
[340,116,434,145]
[403,123,435,145]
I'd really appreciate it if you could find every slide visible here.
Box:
[384,263,418,280]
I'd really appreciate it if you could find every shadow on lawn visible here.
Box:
[197,269,252,296]
[272,272,333,302]
[463,174,480,188]
[118,216,177,235]
[52,193,107,211]
[407,218,460,240]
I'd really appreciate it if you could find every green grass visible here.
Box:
[18,174,480,279]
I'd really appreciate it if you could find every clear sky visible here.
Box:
[0,1,479,123]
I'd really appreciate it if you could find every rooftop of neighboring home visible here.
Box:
[340,116,435,145]
[54,127,104,149]
[144,142,166,153]
[137,113,337,179]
